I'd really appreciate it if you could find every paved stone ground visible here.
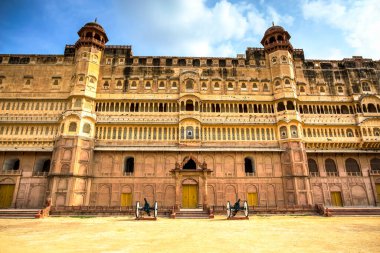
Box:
[1,215,379,253]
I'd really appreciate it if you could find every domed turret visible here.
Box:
[75,20,108,50]
[261,24,293,53]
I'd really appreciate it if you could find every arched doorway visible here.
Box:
[182,179,198,209]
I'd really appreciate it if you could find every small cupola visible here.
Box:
[75,20,108,50]
[260,23,293,53]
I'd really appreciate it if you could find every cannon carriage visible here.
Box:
[135,198,158,220]
[226,199,249,219]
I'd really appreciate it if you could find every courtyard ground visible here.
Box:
[0,215,379,253]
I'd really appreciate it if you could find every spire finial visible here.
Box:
[272,21,274,26]
[95,17,97,23]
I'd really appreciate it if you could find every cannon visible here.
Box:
[226,199,249,218]
[135,198,158,219]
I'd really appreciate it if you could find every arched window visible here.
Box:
[124,157,134,175]
[159,81,165,88]
[241,83,247,90]
[263,84,269,91]
[83,123,91,134]
[337,86,343,93]
[277,102,285,112]
[341,105,349,114]
[3,158,20,170]
[275,81,281,87]
[145,81,151,89]
[284,79,290,85]
[185,100,194,111]
[374,128,380,136]
[320,86,325,93]
[286,101,295,110]
[325,159,338,176]
[367,103,377,113]
[346,129,354,137]
[253,83,258,91]
[362,82,370,91]
[280,126,287,139]
[69,122,77,132]
[345,158,360,175]
[370,158,380,171]
[186,79,194,90]
[131,81,137,88]
[300,86,305,92]
[34,159,51,174]
[186,126,194,139]
[308,159,319,176]
[214,82,220,89]
[201,82,207,89]
[227,82,233,90]
[183,159,196,170]
[290,125,298,138]
[172,82,177,88]
[271,57,277,64]
[244,158,255,175]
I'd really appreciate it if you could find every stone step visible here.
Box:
[0,209,40,219]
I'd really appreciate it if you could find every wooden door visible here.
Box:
[248,193,258,207]
[0,184,15,208]
[182,185,198,208]
[376,184,380,203]
[331,191,343,207]
[120,193,132,207]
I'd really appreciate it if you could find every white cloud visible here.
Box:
[302,0,380,59]
[113,0,292,56]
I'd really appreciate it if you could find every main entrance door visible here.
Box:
[182,185,198,208]
[0,184,15,208]
[331,191,343,207]
[120,193,132,207]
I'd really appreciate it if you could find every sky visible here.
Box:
[0,0,379,60]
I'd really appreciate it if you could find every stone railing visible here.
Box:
[326,172,339,177]
[33,171,49,177]
[309,172,319,177]
[0,169,22,175]
[369,170,380,175]
[301,114,356,125]
[346,171,362,177]
[0,114,61,123]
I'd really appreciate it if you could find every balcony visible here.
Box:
[245,172,256,177]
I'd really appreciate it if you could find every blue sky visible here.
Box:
[0,0,379,59]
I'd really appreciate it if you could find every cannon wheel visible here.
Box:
[153,201,158,218]
[243,201,249,217]
[135,201,140,218]
[226,201,231,218]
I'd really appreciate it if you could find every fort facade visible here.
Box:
[0,22,379,210]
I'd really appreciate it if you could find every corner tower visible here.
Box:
[48,21,108,207]
[262,25,311,206]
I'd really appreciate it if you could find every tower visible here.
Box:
[261,25,311,206]
[48,21,108,206]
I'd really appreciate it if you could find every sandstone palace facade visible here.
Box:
[0,22,380,211]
